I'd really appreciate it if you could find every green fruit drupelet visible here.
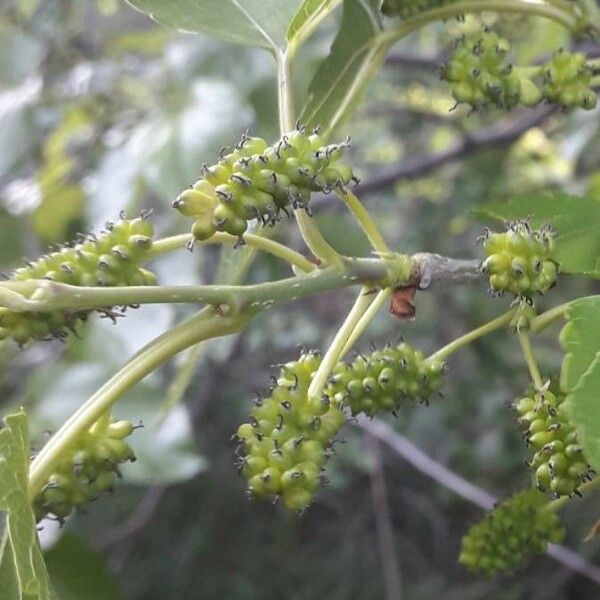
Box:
[481,221,557,297]
[0,216,156,345]
[459,490,565,575]
[542,49,597,110]
[441,30,522,109]
[173,128,356,241]
[327,342,445,417]
[440,29,597,111]
[513,388,594,497]
[34,413,137,522]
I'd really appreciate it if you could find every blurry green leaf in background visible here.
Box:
[562,297,600,471]
[475,192,600,279]
[45,534,121,600]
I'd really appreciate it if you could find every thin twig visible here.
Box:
[385,52,440,70]
[359,417,600,585]
[365,433,403,600]
[98,486,166,550]
[356,106,557,194]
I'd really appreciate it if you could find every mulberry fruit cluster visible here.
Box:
[34,414,137,522]
[480,221,558,297]
[0,216,156,345]
[514,388,594,497]
[381,0,456,19]
[542,49,597,110]
[235,342,446,510]
[459,490,565,575]
[442,30,598,111]
[441,30,521,109]
[173,128,356,241]
[327,342,445,417]
[235,352,345,511]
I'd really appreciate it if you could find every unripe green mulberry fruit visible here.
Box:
[235,342,446,510]
[326,342,445,417]
[441,30,522,110]
[513,387,594,497]
[0,216,156,345]
[541,49,597,110]
[480,221,558,297]
[34,413,137,522]
[174,128,357,242]
[235,351,345,511]
[459,490,565,575]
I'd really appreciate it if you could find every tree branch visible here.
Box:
[384,52,440,70]
[365,433,403,600]
[0,253,482,314]
[356,105,557,194]
[359,417,600,586]
[409,253,482,289]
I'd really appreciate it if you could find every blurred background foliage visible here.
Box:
[1,1,600,598]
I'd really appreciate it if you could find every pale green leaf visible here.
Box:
[564,354,600,471]
[299,0,383,134]
[474,192,600,278]
[560,298,600,470]
[287,0,341,44]
[125,0,303,50]
[0,412,57,600]
[560,296,600,392]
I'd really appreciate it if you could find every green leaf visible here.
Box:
[560,297,600,470]
[560,296,600,392]
[45,534,121,600]
[568,354,600,470]
[474,192,600,278]
[0,412,57,600]
[125,0,303,50]
[299,0,383,135]
[287,0,341,44]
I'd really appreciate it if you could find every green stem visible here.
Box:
[530,302,570,333]
[0,285,34,310]
[10,256,409,314]
[147,232,315,273]
[307,286,378,402]
[337,190,391,254]
[516,65,544,77]
[277,51,295,134]
[28,308,251,499]
[518,330,544,389]
[147,234,191,257]
[529,296,600,333]
[276,48,341,265]
[340,288,392,356]
[294,211,342,266]
[379,0,580,46]
[543,0,582,13]
[428,309,516,363]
